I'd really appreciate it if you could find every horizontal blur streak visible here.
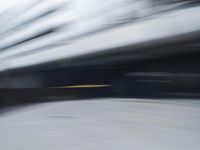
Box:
[54,84,112,88]
[0,1,200,149]
[0,0,199,71]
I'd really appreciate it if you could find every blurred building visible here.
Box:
[0,0,199,91]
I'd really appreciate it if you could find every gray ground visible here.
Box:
[0,98,200,150]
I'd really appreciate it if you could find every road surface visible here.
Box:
[0,98,200,150]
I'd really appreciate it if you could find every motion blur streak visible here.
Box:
[0,0,199,70]
[0,1,200,149]
[0,0,199,98]
[56,84,112,88]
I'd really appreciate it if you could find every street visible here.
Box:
[0,98,200,150]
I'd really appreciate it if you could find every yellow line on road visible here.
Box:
[55,84,112,89]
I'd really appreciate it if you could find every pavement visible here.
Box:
[0,98,200,150]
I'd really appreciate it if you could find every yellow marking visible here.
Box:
[55,84,112,89]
